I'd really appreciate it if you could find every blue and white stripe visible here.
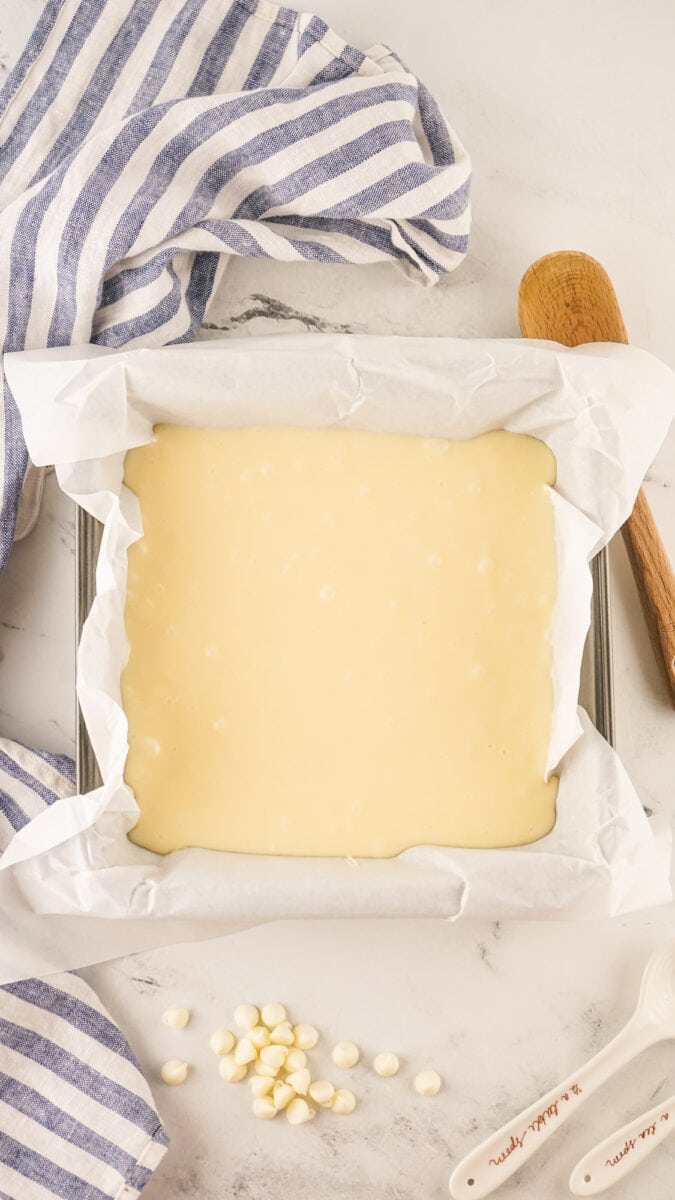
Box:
[0,742,168,1199]
[0,0,470,567]
[0,742,74,840]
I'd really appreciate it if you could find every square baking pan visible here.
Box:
[75,505,615,794]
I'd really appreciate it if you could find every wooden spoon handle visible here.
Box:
[622,489,675,703]
[519,250,675,706]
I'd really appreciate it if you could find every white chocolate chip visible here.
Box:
[272,1081,295,1111]
[286,1097,315,1125]
[259,1044,287,1071]
[249,1076,274,1098]
[209,1029,235,1056]
[293,1024,319,1050]
[248,1025,270,1050]
[332,1088,356,1115]
[332,1041,359,1068]
[285,1067,311,1096]
[255,1060,278,1078]
[269,1021,295,1046]
[309,1080,335,1107]
[252,1096,277,1120]
[162,1007,190,1030]
[414,1070,442,1096]
[373,1052,400,1078]
[219,1054,248,1083]
[284,1048,307,1072]
[160,1059,188,1086]
[234,1004,259,1030]
[261,1003,287,1028]
[234,1038,257,1066]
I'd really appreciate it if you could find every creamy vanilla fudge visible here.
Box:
[123,425,558,857]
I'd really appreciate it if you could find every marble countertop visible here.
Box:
[1,1,674,1198]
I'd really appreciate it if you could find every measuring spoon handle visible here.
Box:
[449,1016,657,1200]
[569,1092,675,1196]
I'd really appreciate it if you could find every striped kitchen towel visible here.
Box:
[0,741,169,1200]
[0,0,470,571]
[0,0,470,1194]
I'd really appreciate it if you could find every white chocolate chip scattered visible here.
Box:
[160,1059,188,1086]
[414,1070,442,1096]
[260,1044,287,1071]
[293,1024,319,1050]
[332,1088,356,1115]
[209,1029,235,1056]
[269,1020,295,1046]
[286,1097,315,1125]
[168,999,439,1125]
[252,1096,277,1120]
[219,1054,248,1083]
[272,1081,295,1111]
[234,1038,257,1066]
[373,1052,400,1078]
[248,1025,270,1050]
[285,1067,311,1096]
[234,1004,259,1030]
[332,1041,359,1068]
[162,1007,190,1030]
[309,1080,335,1107]
[261,1003,287,1028]
[284,1048,307,1072]
[249,1076,274,1098]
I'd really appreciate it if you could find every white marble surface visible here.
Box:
[1,1,675,1198]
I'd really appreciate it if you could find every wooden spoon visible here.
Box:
[519,250,675,706]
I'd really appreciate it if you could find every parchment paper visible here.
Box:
[1,334,673,984]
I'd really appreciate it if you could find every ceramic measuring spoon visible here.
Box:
[569,1091,675,1195]
[449,942,675,1199]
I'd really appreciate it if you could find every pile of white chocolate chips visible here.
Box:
[159,1002,442,1125]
